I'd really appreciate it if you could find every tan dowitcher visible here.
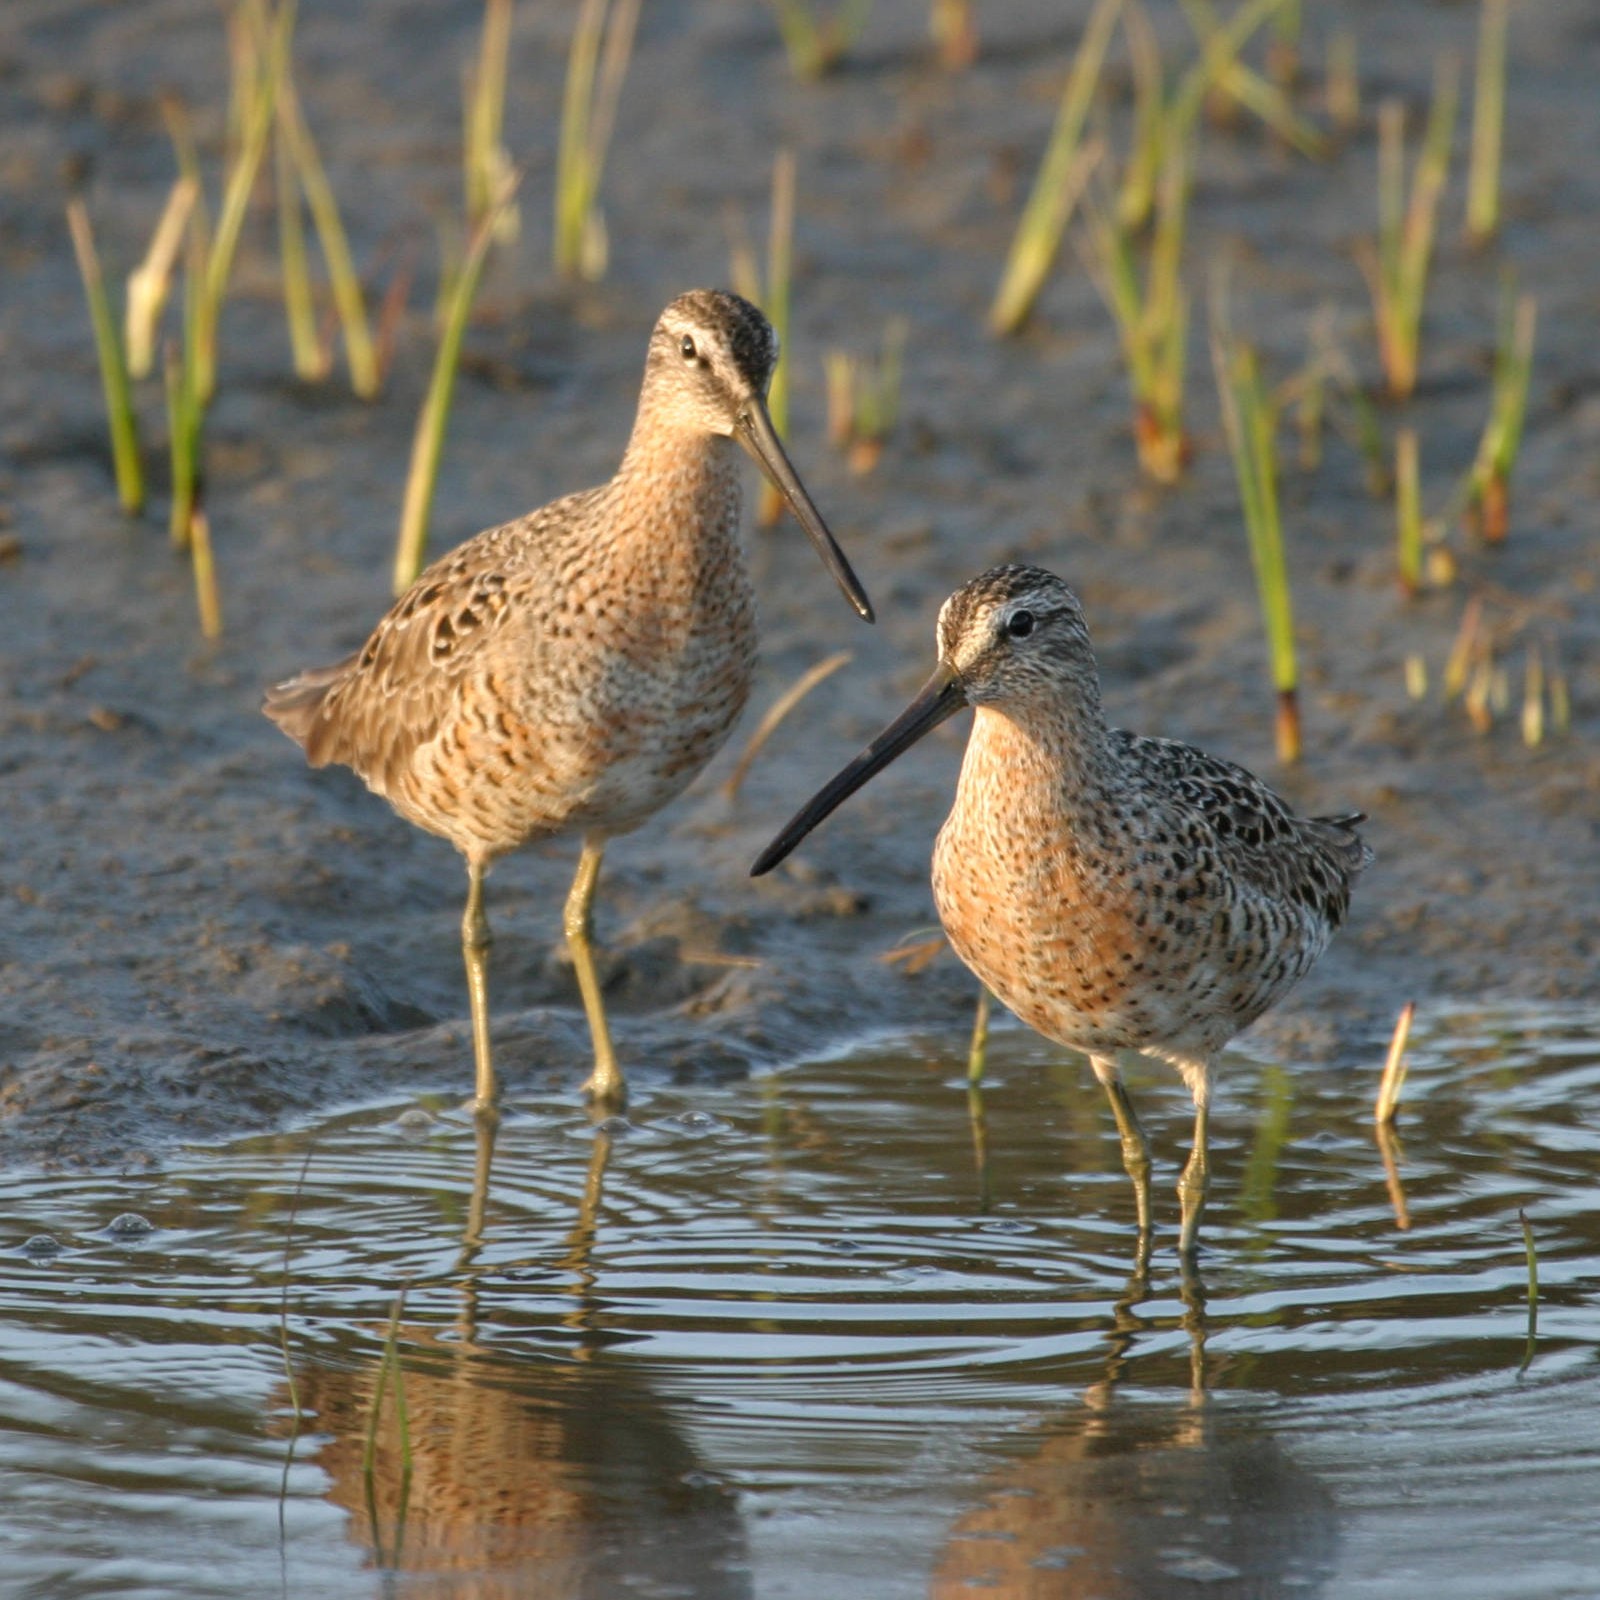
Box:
[753,565,1370,1257]
[267,289,873,1115]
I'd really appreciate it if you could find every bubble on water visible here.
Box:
[23,1234,61,1258]
[395,1108,435,1142]
[106,1213,153,1239]
[977,1217,1036,1235]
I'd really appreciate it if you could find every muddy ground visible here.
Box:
[1,0,1595,1167]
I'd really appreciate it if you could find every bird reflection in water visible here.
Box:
[278,1118,752,1600]
[930,1264,1338,1598]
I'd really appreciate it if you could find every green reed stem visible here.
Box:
[1466,277,1535,543]
[1176,0,1324,158]
[465,0,515,236]
[1362,58,1459,401]
[1210,295,1299,761]
[1179,0,1325,156]
[1466,0,1509,247]
[966,986,992,1086]
[194,0,284,405]
[393,175,519,593]
[1083,135,1191,483]
[989,0,1121,336]
[275,100,326,382]
[1117,0,1165,230]
[554,0,640,280]
[279,74,379,397]
[66,199,144,517]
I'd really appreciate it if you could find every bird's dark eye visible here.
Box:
[1006,609,1035,639]
[680,334,697,361]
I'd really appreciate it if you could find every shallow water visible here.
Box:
[3,1000,1598,1599]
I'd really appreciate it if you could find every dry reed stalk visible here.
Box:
[722,652,852,800]
[126,178,199,382]
[1374,1000,1415,1124]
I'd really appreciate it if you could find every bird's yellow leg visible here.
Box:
[1098,1064,1154,1246]
[462,860,497,1114]
[1178,1099,1211,1259]
[566,838,624,1110]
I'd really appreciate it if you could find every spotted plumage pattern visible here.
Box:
[265,289,871,1111]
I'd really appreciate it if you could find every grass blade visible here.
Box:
[193,0,285,405]
[275,97,327,382]
[279,72,379,397]
[465,0,517,241]
[1210,278,1298,760]
[1363,58,1459,400]
[966,986,992,1086]
[1466,0,1509,247]
[989,0,1122,336]
[555,0,640,281]
[66,199,144,516]
[393,174,520,592]
[1466,279,1536,543]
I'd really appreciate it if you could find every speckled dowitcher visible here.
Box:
[267,289,873,1114]
[753,565,1370,1256]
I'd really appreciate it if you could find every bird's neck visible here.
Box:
[961,696,1120,819]
[612,422,743,542]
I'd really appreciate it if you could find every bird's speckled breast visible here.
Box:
[931,706,1302,1060]
[518,439,759,841]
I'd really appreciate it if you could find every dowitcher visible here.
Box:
[753,565,1370,1256]
[267,289,873,1114]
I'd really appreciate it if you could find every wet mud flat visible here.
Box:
[1,0,1597,1160]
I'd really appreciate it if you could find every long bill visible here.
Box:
[735,395,874,622]
[751,661,966,876]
